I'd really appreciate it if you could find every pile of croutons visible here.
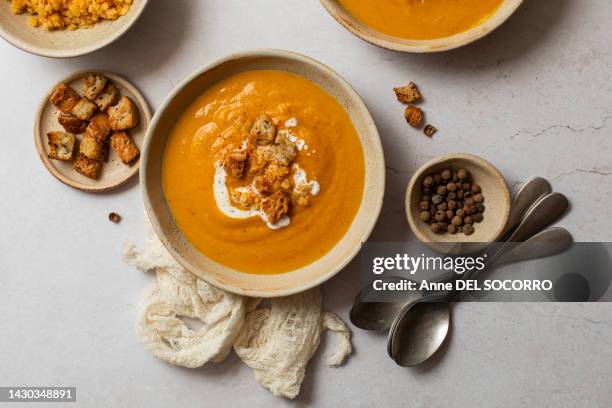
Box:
[47,73,141,179]
[220,114,313,225]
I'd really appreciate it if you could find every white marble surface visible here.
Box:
[1,0,611,407]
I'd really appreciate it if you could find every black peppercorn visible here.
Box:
[474,193,484,203]
[447,182,457,192]
[435,210,446,222]
[471,184,482,194]
[463,224,475,235]
[437,185,447,196]
[448,200,457,210]
[437,202,448,211]
[464,216,474,225]
[476,203,485,213]
[419,201,430,211]
[431,223,443,234]
[458,169,469,180]
[423,176,434,187]
[432,195,443,205]
[447,224,457,234]
[420,211,432,222]
[434,174,442,185]
[446,210,454,220]
[451,215,463,227]
[472,214,483,223]
[441,169,452,181]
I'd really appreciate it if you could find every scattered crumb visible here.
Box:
[404,105,423,128]
[108,212,122,223]
[393,82,421,104]
[424,124,437,137]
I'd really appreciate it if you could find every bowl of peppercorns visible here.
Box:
[405,153,511,253]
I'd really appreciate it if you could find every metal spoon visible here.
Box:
[501,177,552,237]
[388,193,569,366]
[349,177,552,332]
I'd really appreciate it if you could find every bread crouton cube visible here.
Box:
[47,131,76,161]
[71,97,98,121]
[222,148,247,179]
[84,73,109,100]
[249,114,277,145]
[394,82,421,104]
[94,83,119,112]
[73,153,102,179]
[108,96,139,130]
[50,83,81,114]
[405,105,423,128]
[58,114,88,134]
[261,191,291,224]
[85,112,111,142]
[110,132,140,164]
[79,135,107,161]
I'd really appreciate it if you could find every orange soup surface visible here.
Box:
[338,0,504,40]
[163,70,365,274]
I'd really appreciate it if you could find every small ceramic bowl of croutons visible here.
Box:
[35,70,151,192]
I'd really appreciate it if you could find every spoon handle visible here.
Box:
[501,177,552,238]
[427,193,569,301]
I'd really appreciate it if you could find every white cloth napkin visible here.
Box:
[124,228,352,399]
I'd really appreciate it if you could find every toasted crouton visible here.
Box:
[261,191,291,224]
[222,147,248,179]
[108,96,139,131]
[84,73,109,100]
[79,135,107,161]
[423,124,437,137]
[58,114,88,134]
[47,131,76,161]
[71,97,98,121]
[394,82,421,104]
[50,83,80,114]
[94,83,119,112]
[110,132,140,164]
[73,153,102,179]
[405,105,423,128]
[85,112,111,142]
[249,114,277,145]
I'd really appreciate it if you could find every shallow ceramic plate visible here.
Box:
[405,153,511,254]
[141,49,386,297]
[0,0,148,58]
[35,70,151,192]
[320,0,523,53]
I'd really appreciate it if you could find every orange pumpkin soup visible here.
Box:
[338,0,504,40]
[162,70,365,275]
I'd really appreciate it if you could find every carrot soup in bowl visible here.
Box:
[320,0,524,52]
[141,50,385,297]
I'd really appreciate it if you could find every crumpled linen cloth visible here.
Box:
[124,229,352,399]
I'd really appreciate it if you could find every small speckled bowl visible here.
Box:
[319,0,523,53]
[141,49,386,297]
[0,0,148,58]
[406,153,511,254]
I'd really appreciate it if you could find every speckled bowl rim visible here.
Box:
[140,49,386,297]
[0,0,148,58]
[319,0,524,53]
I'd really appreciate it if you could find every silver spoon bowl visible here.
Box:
[389,192,570,366]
